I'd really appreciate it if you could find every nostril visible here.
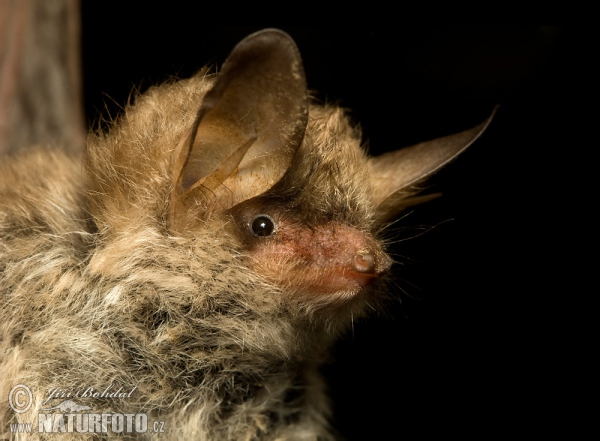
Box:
[354,251,375,273]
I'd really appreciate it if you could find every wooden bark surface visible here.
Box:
[0,0,84,156]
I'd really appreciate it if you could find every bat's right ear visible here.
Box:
[169,29,308,231]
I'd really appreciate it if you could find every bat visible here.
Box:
[0,28,493,440]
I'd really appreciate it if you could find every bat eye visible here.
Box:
[250,215,277,237]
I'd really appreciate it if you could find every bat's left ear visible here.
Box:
[370,107,497,222]
[169,29,308,230]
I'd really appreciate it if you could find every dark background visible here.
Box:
[80,16,587,439]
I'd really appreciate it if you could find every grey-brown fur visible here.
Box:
[42,401,92,413]
[1,29,491,440]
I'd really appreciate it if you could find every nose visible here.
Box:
[353,250,392,275]
[354,252,375,272]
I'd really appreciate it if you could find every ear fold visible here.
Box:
[170,29,308,229]
[371,108,497,222]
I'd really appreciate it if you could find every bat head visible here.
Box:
[85,29,493,327]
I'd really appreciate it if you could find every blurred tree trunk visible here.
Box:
[0,0,84,156]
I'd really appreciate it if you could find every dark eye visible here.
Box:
[250,215,276,237]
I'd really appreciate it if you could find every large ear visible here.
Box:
[170,29,308,229]
[371,107,497,222]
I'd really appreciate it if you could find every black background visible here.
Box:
[80,15,588,439]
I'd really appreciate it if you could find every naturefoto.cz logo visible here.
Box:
[8,384,166,435]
